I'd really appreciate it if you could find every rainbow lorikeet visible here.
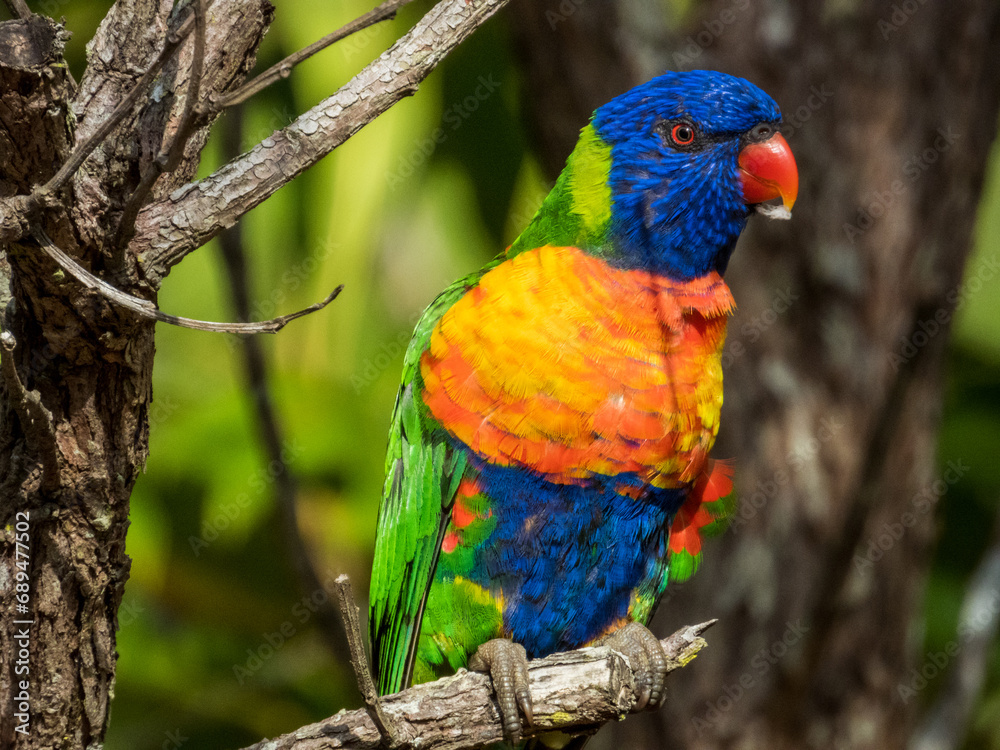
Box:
[368,70,798,742]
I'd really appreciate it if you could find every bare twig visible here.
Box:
[910,512,1000,750]
[237,620,716,750]
[132,0,511,281]
[113,0,209,255]
[32,227,342,333]
[2,0,31,20]
[334,575,402,748]
[214,0,418,110]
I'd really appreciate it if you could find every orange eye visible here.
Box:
[671,123,696,146]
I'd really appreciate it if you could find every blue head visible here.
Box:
[592,70,797,280]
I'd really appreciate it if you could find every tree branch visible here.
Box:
[334,575,400,747]
[0,6,200,246]
[237,621,715,750]
[213,0,418,110]
[132,0,510,283]
[32,227,341,333]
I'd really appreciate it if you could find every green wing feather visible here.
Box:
[369,270,494,695]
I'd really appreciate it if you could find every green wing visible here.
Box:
[368,270,491,695]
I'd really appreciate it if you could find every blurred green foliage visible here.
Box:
[45,2,1000,748]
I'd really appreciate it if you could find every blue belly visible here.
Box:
[467,460,685,658]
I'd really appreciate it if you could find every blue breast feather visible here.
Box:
[464,459,686,657]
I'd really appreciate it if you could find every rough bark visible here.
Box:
[510,1,1000,749]
[238,622,711,750]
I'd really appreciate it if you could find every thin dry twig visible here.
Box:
[334,575,402,748]
[213,0,418,110]
[237,619,716,750]
[32,227,342,333]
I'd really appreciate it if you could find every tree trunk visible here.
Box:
[0,4,273,747]
[509,1,1000,748]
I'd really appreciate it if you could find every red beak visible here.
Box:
[738,132,798,210]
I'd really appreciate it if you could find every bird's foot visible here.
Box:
[468,638,533,742]
[597,621,668,711]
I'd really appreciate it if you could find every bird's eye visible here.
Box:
[750,123,774,141]
[670,122,696,146]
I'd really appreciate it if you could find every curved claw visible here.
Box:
[469,638,533,741]
[598,621,668,710]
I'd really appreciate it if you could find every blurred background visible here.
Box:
[50,0,1000,748]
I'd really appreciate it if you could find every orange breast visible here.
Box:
[420,246,734,489]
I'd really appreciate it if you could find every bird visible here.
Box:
[368,69,798,745]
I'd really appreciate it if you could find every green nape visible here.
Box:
[508,123,612,257]
[412,575,505,684]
